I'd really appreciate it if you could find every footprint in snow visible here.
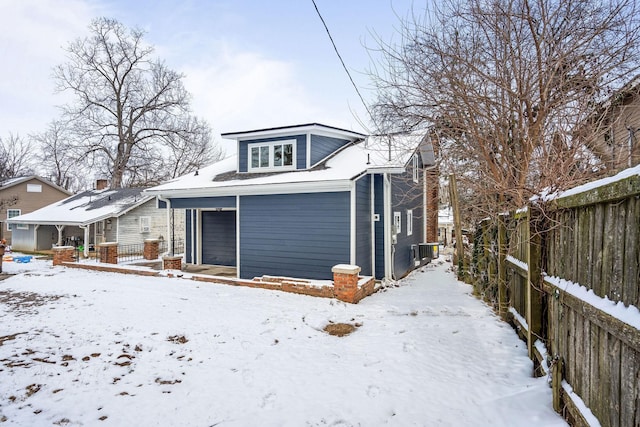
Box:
[367,385,380,398]
[260,392,276,409]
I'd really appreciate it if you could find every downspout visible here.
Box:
[370,174,375,278]
[157,195,173,256]
[350,181,356,265]
[79,224,90,258]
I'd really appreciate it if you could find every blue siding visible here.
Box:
[310,135,350,166]
[391,167,424,279]
[355,175,372,276]
[238,135,307,172]
[239,192,350,280]
[170,197,236,209]
[374,174,385,279]
[202,211,237,266]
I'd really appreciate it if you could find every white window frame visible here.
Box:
[407,209,413,236]
[27,184,42,193]
[16,223,29,230]
[393,211,401,234]
[412,155,419,183]
[140,216,151,233]
[6,209,20,231]
[247,139,296,172]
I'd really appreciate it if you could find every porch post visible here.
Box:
[55,225,65,246]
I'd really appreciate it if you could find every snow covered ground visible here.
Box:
[0,256,566,426]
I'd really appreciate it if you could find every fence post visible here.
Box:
[497,213,508,319]
[526,208,543,360]
[449,174,467,281]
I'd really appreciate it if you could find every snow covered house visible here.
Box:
[145,123,436,281]
[8,186,182,255]
[0,176,72,245]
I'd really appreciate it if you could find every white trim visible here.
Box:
[306,133,311,169]
[236,195,241,278]
[145,179,354,199]
[222,124,366,141]
[383,174,392,279]
[247,139,297,172]
[190,210,195,264]
[366,166,406,174]
[370,175,376,277]
[423,169,428,241]
[196,209,202,264]
[407,209,413,236]
[350,181,356,265]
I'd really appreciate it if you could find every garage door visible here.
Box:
[201,211,236,266]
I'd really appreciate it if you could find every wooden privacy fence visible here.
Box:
[469,171,640,426]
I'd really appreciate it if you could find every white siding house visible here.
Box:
[8,187,184,255]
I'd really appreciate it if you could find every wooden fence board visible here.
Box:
[602,204,617,300]
[620,344,639,427]
[589,323,601,424]
[598,330,611,427]
[612,201,626,302]
[624,197,639,307]
[610,338,621,427]
[585,205,595,292]
[593,203,605,297]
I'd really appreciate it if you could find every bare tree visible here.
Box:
[0,133,34,181]
[371,0,640,223]
[32,120,86,191]
[54,17,221,189]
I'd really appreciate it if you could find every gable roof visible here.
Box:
[0,175,72,195]
[7,187,154,226]
[145,132,428,198]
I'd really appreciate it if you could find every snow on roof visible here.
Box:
[8,187,153,226]
[145,134,425,197]
[537,164,640,202]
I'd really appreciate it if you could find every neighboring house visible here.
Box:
[0,176,72,245]
[145,123,436,281]
[584,76,640,171]
[8,186,183,255]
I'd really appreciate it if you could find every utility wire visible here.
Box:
[311,0,376,128]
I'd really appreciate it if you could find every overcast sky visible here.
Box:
[0,0,420,149]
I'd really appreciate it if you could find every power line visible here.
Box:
[310,0,376,128]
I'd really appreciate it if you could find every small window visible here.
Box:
[412,155,419,183]
[140,216,151,233]
[407,210,413,236]
[393,211,401,234]
[6,209,20,231]
[27,184,42,193]
[248,140,296,172]
[16,223,29,230]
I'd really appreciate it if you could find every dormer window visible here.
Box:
[248,140,296,172]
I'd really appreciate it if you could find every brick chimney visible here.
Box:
[96,179,108,190]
